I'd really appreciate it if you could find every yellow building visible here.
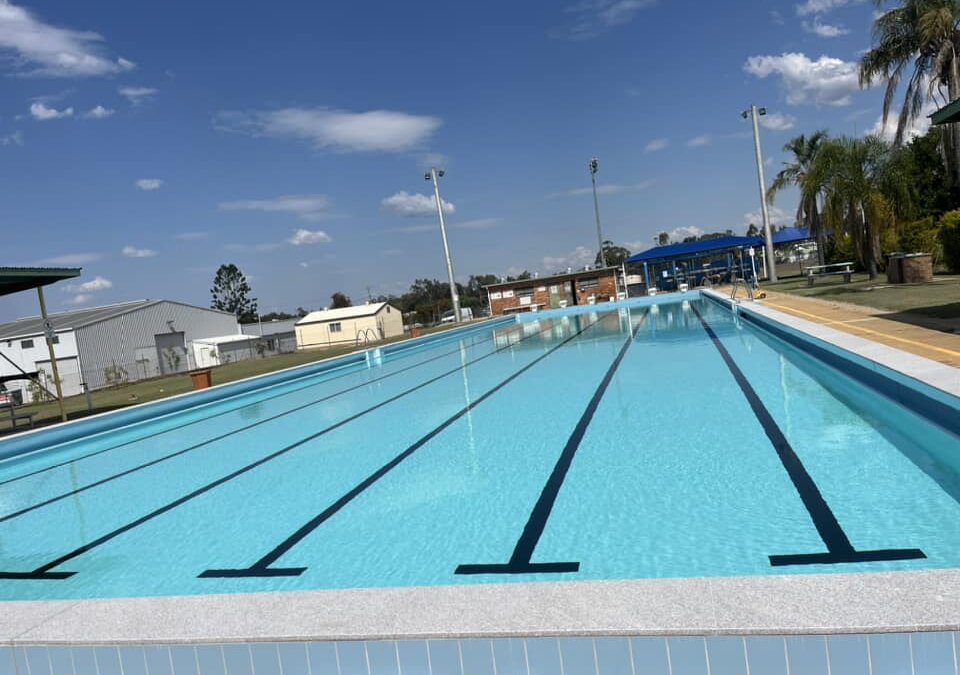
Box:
[295,302,404,349]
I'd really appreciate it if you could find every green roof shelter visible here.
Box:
[930,98,960,126]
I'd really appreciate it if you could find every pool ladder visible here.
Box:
[355,328,378,346]
[730,277,755,302]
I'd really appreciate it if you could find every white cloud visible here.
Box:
[743,205,791,229]
[644,138,669,152]
[288,229,332,245]
[83,104,114,119]
[667,226,703,242]
[219,194,330,222]
[546,180,653,198]
[419,152,448,169]
[795,0,863,16]
[760,112,797,131]
[744,52,862,106]
[542,245,596,271]
[770,10,785,24]
[802,17,850,37]
[452,217,500,230]
[64,275,112,292]
[687,134,711,147]
[175,231,208,241]
[0,130,22,145]
[39,252,101,265]
[0,1,135,77]
[118,86,157,105]
[552,0,658,40]
[299,262,310,268]
[122,245,157,258]
[867,98,937,142]
[223,242,284,253]
[29,101,72,120]
[381,190,455,217]
[135,178,162,191]
[215,107,442,153]
[63,293,92,306]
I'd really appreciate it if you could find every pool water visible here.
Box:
[0,297,958,601]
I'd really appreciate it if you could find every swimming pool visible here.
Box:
[0,294,958,603]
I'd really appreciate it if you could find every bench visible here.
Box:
[805,262,854,286]
[0,401,34,429]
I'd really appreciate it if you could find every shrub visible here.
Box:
[898,216,940,256]
[940,210,960,272]
[825,233,857,267]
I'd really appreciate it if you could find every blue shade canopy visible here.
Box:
[626,229,812,264]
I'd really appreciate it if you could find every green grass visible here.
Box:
[763,273,960,318]
[0,321,468,434]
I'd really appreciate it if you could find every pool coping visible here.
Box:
[3,293,960,646]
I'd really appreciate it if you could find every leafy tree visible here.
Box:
[746,223,760,237]
[940,209,960,271]
[211,264,258,323]
[296,306,309,318]
[259,311,295,322]
[594,240,632,266]
[330,292,352,308]
[903,128,957,217]
[767,130,830,265]
[657,232,670,246]
[505,271,532,281]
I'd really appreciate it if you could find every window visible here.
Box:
[329,322,342,333]
[386,306,391,313]
[20,339,33,349]
[517,288,534,298]
[578,278,599,289]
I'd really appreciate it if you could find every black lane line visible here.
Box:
[0,332,510,524]
[0,328,497,489]
[200,311,623,578]
[455,310,648,576]
[691,304,925,567]
[0,317,567,580]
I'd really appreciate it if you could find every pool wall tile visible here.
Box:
[705,637,747,675]
[144,646,173,675]
[307,643,339,675]
[367,641,399,675]
[71,648,98,675]
[250,644,282,675]
[337,641,370,675]
[460,640,495,675]
[25,646,52,675]
[168,646,197,675]
[194,645,225,675]
[667,637,708,675]
[826,635,870,675]
[119,646,149,675]
[744,637,787,675]
[869,633,914,675]
[278,643,311,675]
[631,637,669,675]
[0,647,13,675]
[491,638,528,675]
[559,637,596,675]
[785,636,829,675]
[911,632,956,675]
[427,640,461,675]
[222,644,253,675]
[396,641,430,675]
[525,638,561,675]
[594,637,632,675]
[48,648,75,675]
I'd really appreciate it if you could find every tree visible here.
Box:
[211,264,258,323]
[594,240,632,266]
[296,306,309,318]
[860,0,960,186]
[657,232,670,246]
[903,127,956,217]
[745,223,760,237]
[259,311,295,321]
[330,292,352,308]
[767,131,830,265]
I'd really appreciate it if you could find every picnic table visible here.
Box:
[0,394,34,430]
[805,262,854,286]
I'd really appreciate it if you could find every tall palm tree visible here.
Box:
[806,136,913,279]
[767,131,830,265]
[860,0,960,184]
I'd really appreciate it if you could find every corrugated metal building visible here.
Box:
[0,300,238,401]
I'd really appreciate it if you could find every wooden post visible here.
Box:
[37,286,67,422]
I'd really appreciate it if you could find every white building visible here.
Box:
[295,303,404,350]
[0,300,238,403]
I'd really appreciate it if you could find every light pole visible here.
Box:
[425,167,461,323]
[589,158,606,267]
[741,105,778,283]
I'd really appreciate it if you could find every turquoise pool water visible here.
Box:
[0,296,958,600]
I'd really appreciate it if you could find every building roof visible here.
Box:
[0,299,234,340]
[931,98,960,126]
[192,333,258,346]
[0,267,81,298]
[240,318,299,336]
[626,236,759,263]
[295,302,392,326]
[484,267,619,290]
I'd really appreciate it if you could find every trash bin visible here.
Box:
[887,253,932,283]
[410,326,422,338]
[189,368,212,390]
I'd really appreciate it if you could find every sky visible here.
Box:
[0,0,937,321]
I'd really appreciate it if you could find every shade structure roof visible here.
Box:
[625,229,813,264]
[931,98,960,126]
[0,267,81,298]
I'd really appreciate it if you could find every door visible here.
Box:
[155,332,188,375]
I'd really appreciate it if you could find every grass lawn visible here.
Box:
[0,321,468,435]
[763,273,960,319]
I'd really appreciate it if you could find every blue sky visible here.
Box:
[0,0,930,321]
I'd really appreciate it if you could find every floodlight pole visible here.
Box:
[426,167,461,323]
[744,104,778,283]
[36,286,67,422]
[589,158,606,267]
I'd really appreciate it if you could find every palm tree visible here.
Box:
[859,0,960,184]
[767,131,830,265]
[806,136,913,279]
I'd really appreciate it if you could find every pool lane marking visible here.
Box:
[455,311,648,576]
[0,316,574,580]
[0,333,505,517]
[199,311,626,578]
[0,329,497,489]
[692,305,925,567]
